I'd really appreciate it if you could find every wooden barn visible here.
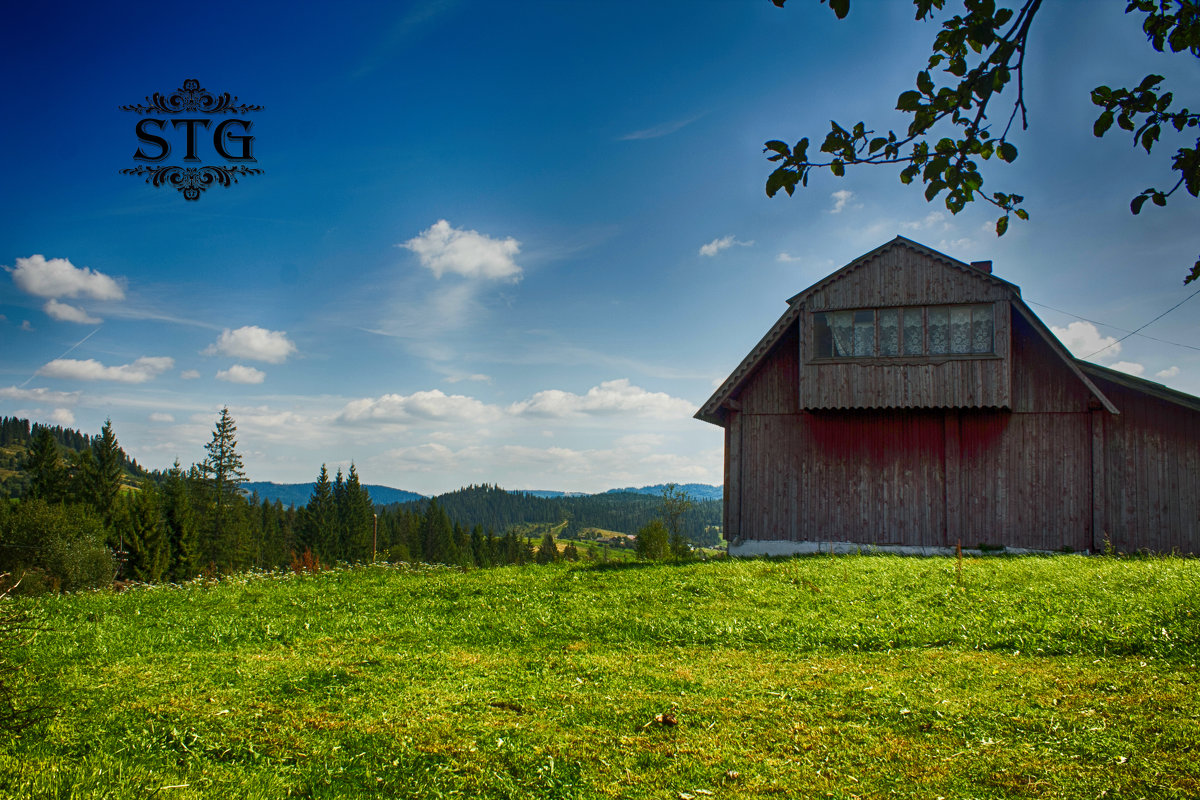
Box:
[696,236,1200,555]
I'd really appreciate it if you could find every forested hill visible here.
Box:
[243,481,423,508]
[396,484,723,546]
[603,483,723,501]
[0,415,149,497]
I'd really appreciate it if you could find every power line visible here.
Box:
[1078,285,1200,360]
[1025,300,1200,352]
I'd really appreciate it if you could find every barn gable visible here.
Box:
[697,236,1112,422]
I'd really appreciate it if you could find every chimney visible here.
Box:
[971,260,993,274]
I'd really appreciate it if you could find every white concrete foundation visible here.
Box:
[727,539,1080,558]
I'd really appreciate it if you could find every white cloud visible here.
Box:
[181,369,201,380]
[445,373,492,384]
[1110,361,1146,377]
[829,189,861,214]
[776,252,803,263]
[699,235,753,257]
[20,321,33,332]
[216,364,266,384]
[900,211,949,231]
[43,299,101,324]
[149,412,175,423]
[509,379,695,420]
[1156,366,1180,379]
[204,326,296,363]
[1051,321,1123,362]
[48,408,75,426]
[400,219,522,281]
[9,255,125,300]
[0,386,81,405]
[37,356,173,383]
[618,113,704,141]
[339,389,502,425]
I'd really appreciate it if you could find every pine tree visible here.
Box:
[162,460,200,581]
[199,407,248,571]
[332,467,347,560]
[302,465,337,563]
[24,426,67,503]
[536,530,559,564]
[121,480,168,583]
[341,464,375,562]
[470,525,489,568]
[562,541,580,562]
[421,499,455,564]
[88,419,124,529]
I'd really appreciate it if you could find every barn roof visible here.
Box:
[695,236,1129,425]
[1078,360,1200,413]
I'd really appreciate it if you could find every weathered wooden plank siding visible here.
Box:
[1009,310,1094,413]
[736,410,947,546]
[799,263,1012,410]
[804,248,1012,310]
[1090,376,1200,553]
[956,411,1092,551]
[801,357,1011,410]
[739,326,800,414]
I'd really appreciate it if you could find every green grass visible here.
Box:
[2,556,1199,799]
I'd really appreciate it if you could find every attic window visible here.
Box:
[813,304,994,359]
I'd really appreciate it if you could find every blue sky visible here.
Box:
[2,1,1197,494]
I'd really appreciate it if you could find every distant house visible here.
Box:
[696,237,1200,555]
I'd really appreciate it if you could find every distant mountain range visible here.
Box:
[242,481,721,508]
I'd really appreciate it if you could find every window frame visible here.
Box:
[809,302,998,363]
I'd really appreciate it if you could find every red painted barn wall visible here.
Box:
[1088,375,1200,553]
[728,300,1100,551]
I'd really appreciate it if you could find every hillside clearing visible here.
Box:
[2,556,1198,798]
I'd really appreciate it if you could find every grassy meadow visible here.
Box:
[2,555,1198,799]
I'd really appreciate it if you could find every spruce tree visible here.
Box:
[24,426,67,503]
[536,531,559,564]
[342,464,375,562]
[302,465,337,563]
[121,480,168,583]
[162,460,200,581]
[88,419,124,529]
[199,407,248,571]
[562,541,580,562]
[421,499,455,564]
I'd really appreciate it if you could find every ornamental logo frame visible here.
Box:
[120,79,263,201]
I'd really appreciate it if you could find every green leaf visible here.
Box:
[1131,194,1148,214]
[827,0,850,19]
[896,91,922,112]
[995,215,1009,236]
[831,160,844,177]
[1014,208,1029,221]
[1094,110,1114,137]
[998,142,1018,163]
[917,70,934,95]
[868,137,887,154]
[764,140,790,155]
[1140,125,1160,154]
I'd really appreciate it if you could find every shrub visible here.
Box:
[634,519,670,560]
[0,500,114,594]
